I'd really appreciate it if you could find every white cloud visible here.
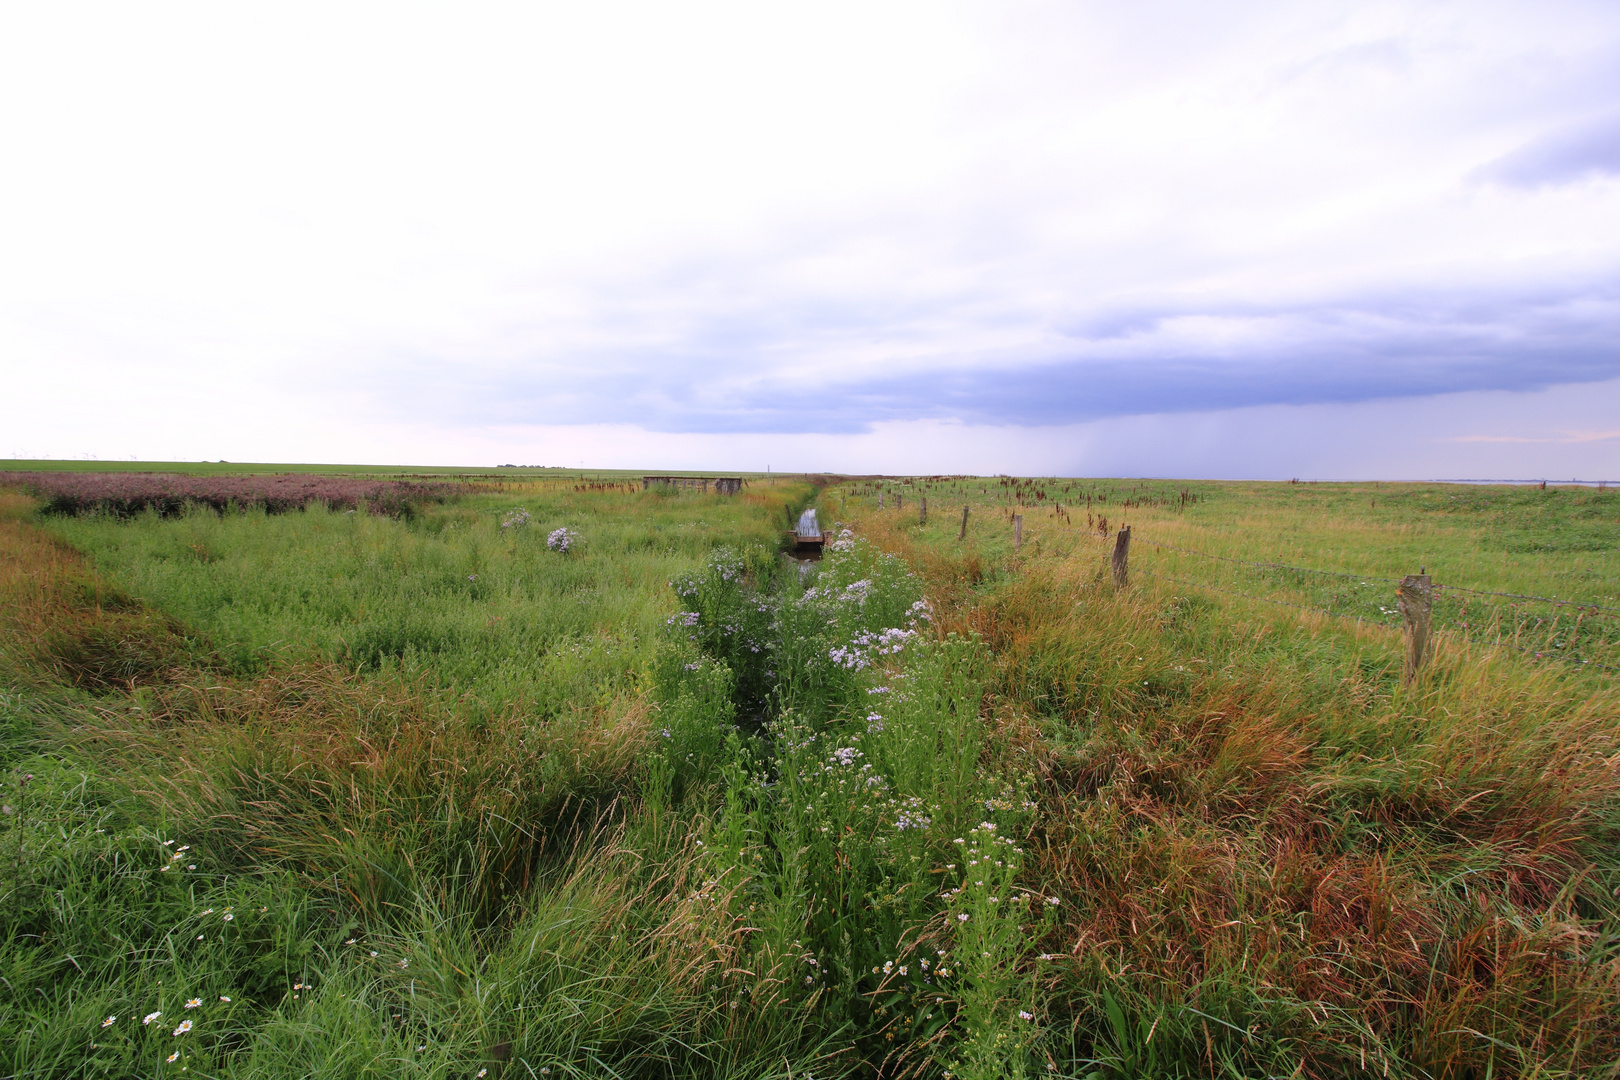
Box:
[3,1,1620,474]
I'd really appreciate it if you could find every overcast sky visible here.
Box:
[4,1,1619,478]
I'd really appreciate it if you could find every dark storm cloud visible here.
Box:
[435,280,1620,434]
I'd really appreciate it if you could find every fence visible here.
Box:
[1090,528,1616,679]
[866,490,1615,678]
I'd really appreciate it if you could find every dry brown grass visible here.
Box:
[858,504,1620,1077]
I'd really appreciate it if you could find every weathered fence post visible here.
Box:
[1111,525,1131,588]
[1397,572,1433,686]
[896,493,902,511]
[920,497,927,524]
[1014,514,1023,551]
[959,505,969,541]
[878,491,884,509]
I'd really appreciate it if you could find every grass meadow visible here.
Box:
[1,470,1616,1078]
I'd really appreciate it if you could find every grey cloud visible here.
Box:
[406,281,1620,434]
[1476,111,1620,187]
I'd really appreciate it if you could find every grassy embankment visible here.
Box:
[3,470,1618,1078]
[0,477,858,1077]
[838,475,1620,1076]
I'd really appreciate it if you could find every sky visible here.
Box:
[3,1,1619,479]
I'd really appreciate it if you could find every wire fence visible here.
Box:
[1136,568,1362,622]
[1130,534,1619,617]
[1109,532,1620,675]
[1131,536,1399,585]
[1433,582,1620,616]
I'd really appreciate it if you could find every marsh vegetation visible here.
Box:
[2,472,1616,1078]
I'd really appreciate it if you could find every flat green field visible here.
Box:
[2,472,1616,1078]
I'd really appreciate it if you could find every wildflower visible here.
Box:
[1019,1010,1035,1021]
[1047,896,1060,905]
[173,1019,193,1036]
[184,998,202,1009]
[398,958,409,969]
[165,840,175,846]
[346,939,357,945]
[219,996,231,1002]
[202,909,213,915]
[259,907,267,913]
[168,1051,181,1063]
[957,913,969,922]
[370,951,379,957]
[101,1016,116,1027]
[478,1071,488,1078]
[144,1012,162,1025]
[187,864,196,870]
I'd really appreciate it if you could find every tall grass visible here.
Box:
[851,481,1620,1078]
[2,481,863,1078]
[6,472,1618,1078]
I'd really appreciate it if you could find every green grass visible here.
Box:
[3,473,1618,1078]
[848,477,1620,1077]
[37,482,804,720]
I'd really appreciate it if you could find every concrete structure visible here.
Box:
[642,476,744,494]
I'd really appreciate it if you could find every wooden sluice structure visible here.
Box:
[789,507,830,552]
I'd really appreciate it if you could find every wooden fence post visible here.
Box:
[1397,572,1432,686]
[1014,514,1023,551]
[959,505,969,541]
[1112,525,1131,588]
[920,497,927,525]
[878,491,884,509]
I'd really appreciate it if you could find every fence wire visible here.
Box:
[1132,536,1397,584]
[1134,560,1617,675]
[1130,533,1619,617]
